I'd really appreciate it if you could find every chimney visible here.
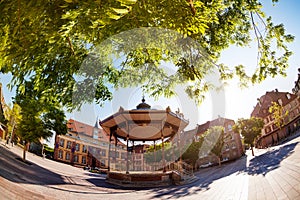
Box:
[257,98,261,107]
[275,88,278,93]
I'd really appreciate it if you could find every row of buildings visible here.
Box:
[1,69,299,171]
[53,68,300,170]
[54,115,244,170]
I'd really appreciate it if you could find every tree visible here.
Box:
[144,142,175,164]
[15,81,67,161]
[269,101,289,130]
[202,126,225,166]
[233,117,264,156]
[0,0,294,109]
[3,103,22,145]
[181,137,204,168]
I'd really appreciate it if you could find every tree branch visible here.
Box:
[187,0,196,15]
[67,36,75,55]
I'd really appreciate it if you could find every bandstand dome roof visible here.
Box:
[100,98,189,141]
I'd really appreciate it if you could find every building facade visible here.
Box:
[0,83,7,140]
[292,68,300,95]
[54,119,127,169]
[251,89,300,148]
[194,117,244,167]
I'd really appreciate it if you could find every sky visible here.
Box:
[1,0,300,136]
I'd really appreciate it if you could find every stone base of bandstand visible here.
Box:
[106,171,175,188]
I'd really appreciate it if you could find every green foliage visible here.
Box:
[0,0,294,108]
[233,117,264,147]
[144,142,180,163]
[269,101,288,129]
[3,103,22,138]
[43,144,54,153]
[182,137,204,167]
[14,81,67,145]
[202,126,225,161]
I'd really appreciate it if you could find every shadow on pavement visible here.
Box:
[150,156,248,199]
[247,142,298,176]
[0,144,65,185]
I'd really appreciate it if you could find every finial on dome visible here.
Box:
[136,96,151,109]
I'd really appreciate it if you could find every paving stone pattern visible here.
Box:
[1,133,300,200]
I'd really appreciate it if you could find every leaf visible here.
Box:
[112,8,130,15]
[116,0,137,5]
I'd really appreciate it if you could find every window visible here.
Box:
[264,118,269,124]
[231,143,236,149]
[121,152,126,159]
[227,124,232,131]
[82,156,86,164]
[75,143,80,152]
[93,129,98,139]
[100,160,106,167]
[115,152,119,158]
[224,144,230,151]
[82,145,87,153]
[59,139,64,147]
[287,93,291,99]
[291,111,295,118]
[101,149,106,156]
[66,152,70,160]
[58,150,63,159]
[66,141,72,149]
[73,155,78,163]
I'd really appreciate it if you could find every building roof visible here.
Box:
[251,89,297,118]
[292,68,300,94]
[67,119,109,142]
[197,117,234,134]
[100,102,189,141]
[172,127,197,144]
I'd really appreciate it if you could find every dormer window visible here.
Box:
[263,109,267,114]
[287,93,291,99]
[278,99,283,106]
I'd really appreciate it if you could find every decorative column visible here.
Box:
[107,131,112,172]
[179,131,182,163]
[161,120,166,172]
[126,135,129,174]
[161,135,166,172]
[114,135,117,169]
[126,120,130,174]
[132,141,135,171]
[154,140,156,171]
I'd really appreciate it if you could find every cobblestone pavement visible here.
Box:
[1,133,300,200]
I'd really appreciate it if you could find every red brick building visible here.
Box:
[194,117,244,167]
[0,83,7,140]
[251,89,300,148]
[292,68,300,95]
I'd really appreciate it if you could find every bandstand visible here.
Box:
[100,98,190,187]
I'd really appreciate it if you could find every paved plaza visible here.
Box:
[1,133,300,200]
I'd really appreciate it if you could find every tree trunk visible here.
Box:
[23,142,27,161]
[251,144,255,156]
[218,157,221,166]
